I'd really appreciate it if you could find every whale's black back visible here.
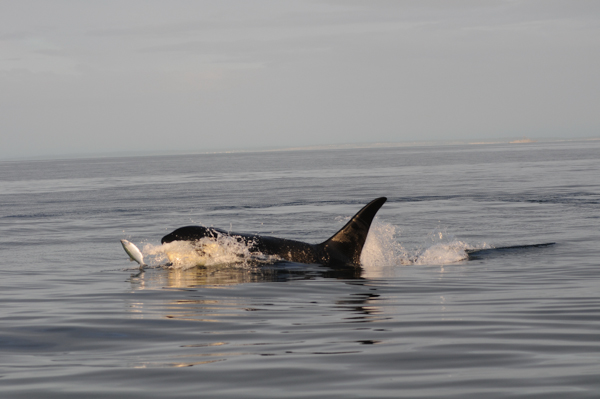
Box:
[161,197,387,268]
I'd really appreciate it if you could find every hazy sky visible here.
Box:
[1,0,599,159]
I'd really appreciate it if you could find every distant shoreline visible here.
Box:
[2,136,599,163]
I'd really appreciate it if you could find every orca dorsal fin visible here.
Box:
[319,197,387,266]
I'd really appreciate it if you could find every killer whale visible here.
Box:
[161,197,387,268]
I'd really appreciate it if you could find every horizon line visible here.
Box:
[2,136,599,163]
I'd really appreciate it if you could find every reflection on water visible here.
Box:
[122,264,385,368]
[133,358,226,368]
[128,265,376,321]
[130,263,363,290]
[335,292,384,322]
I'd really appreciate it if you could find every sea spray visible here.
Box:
[361,220,491,271]
[361,219,412,267]
[413,226,470,265]
[143,235,278,270]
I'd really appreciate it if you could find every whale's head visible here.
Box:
[161,225,220,244]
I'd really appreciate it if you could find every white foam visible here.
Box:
[142,235,277,270]
[413,241,470,265]
[361,220,489,269]
[360,220,412,267]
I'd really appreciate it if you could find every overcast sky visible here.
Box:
[1,0,599,159]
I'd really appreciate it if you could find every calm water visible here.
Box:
[1,140,599,398]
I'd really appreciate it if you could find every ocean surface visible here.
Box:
[1,140,599,398]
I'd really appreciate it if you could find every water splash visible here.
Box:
[360,220,412,266]
[142,235,277,270]
[413,227,473,265]
[361,220,489,269]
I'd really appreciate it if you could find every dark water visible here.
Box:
[1,140,599,398]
